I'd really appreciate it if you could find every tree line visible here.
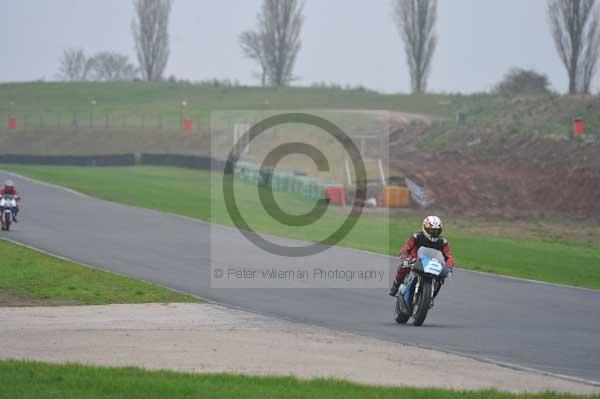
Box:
[58,0,600,95]
[59,0,171,82]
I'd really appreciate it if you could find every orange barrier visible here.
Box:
[384,186,411,208]
[324,185,346,206]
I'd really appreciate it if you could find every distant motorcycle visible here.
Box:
[394,247,450,326]
[0,195,17,231]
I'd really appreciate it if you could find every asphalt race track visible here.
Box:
[2,170,600,384]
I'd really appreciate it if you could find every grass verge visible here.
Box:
[0,360,595,399]
[0,238,197,305]
[2,164,599,289]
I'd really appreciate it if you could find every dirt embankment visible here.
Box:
[389,127,600,220]
[1,303,597,394]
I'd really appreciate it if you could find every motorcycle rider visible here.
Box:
[389,216,455,297]
[0,180,20,222]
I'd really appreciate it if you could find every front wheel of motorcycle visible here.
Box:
[394,296,410,324]
[412,279,432,326]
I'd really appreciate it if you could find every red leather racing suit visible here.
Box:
[395,232,455,283]
[0,187,20,202]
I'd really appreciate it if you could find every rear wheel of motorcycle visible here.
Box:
[395,296,410,324]
[412,279,432,326]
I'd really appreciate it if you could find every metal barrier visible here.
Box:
[0,154,136,167]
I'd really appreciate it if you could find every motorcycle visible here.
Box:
[0,195,17,231]
[394,247,450,326]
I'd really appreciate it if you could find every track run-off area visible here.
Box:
[1,170,600,386]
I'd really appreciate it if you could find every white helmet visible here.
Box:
[422,216,443,242]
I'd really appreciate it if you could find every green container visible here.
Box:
[234,161,250,180]
[258,165,275,188]
[279,172,295,192]
[245,163,260,183]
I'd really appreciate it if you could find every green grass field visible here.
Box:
[2,164,599,290]
[0,238,197,305]
[0,360,595,399]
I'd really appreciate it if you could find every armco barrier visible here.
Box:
[0,154,135,167]
[0,153,230,172]
[405,177,431,208]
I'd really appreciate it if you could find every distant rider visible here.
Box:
[389,216,455,297]
[0,180,20,222]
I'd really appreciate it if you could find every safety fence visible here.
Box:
[0,110,199,131]
[234,161,344,204]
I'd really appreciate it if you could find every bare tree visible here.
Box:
[58,48,93,81]
[240,0,304,86]
[581,7,600,92]
[548,0,600,94]
[393,0,438,94]
[87,52,139,81]
[240,31,268,86]
[132,0,172,81]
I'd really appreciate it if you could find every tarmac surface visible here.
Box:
[1,170,599,385]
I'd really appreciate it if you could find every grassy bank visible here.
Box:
[0,82,452,123]
[0,238,197,305]
[0,360,595,399]
[2,164,599,289]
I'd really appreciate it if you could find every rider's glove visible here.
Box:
[401,259,411,268]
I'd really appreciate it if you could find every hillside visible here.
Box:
[1,82,599,219]
[0,82,451,126]
[390,95,600,219]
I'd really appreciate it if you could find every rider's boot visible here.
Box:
[13,208,18,223]
[388,279,401,297]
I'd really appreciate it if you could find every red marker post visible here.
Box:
[573,117,585,138]
[8,117,17,129]
[183,119,193,131]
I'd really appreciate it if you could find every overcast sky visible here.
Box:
[0,0,582,93]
